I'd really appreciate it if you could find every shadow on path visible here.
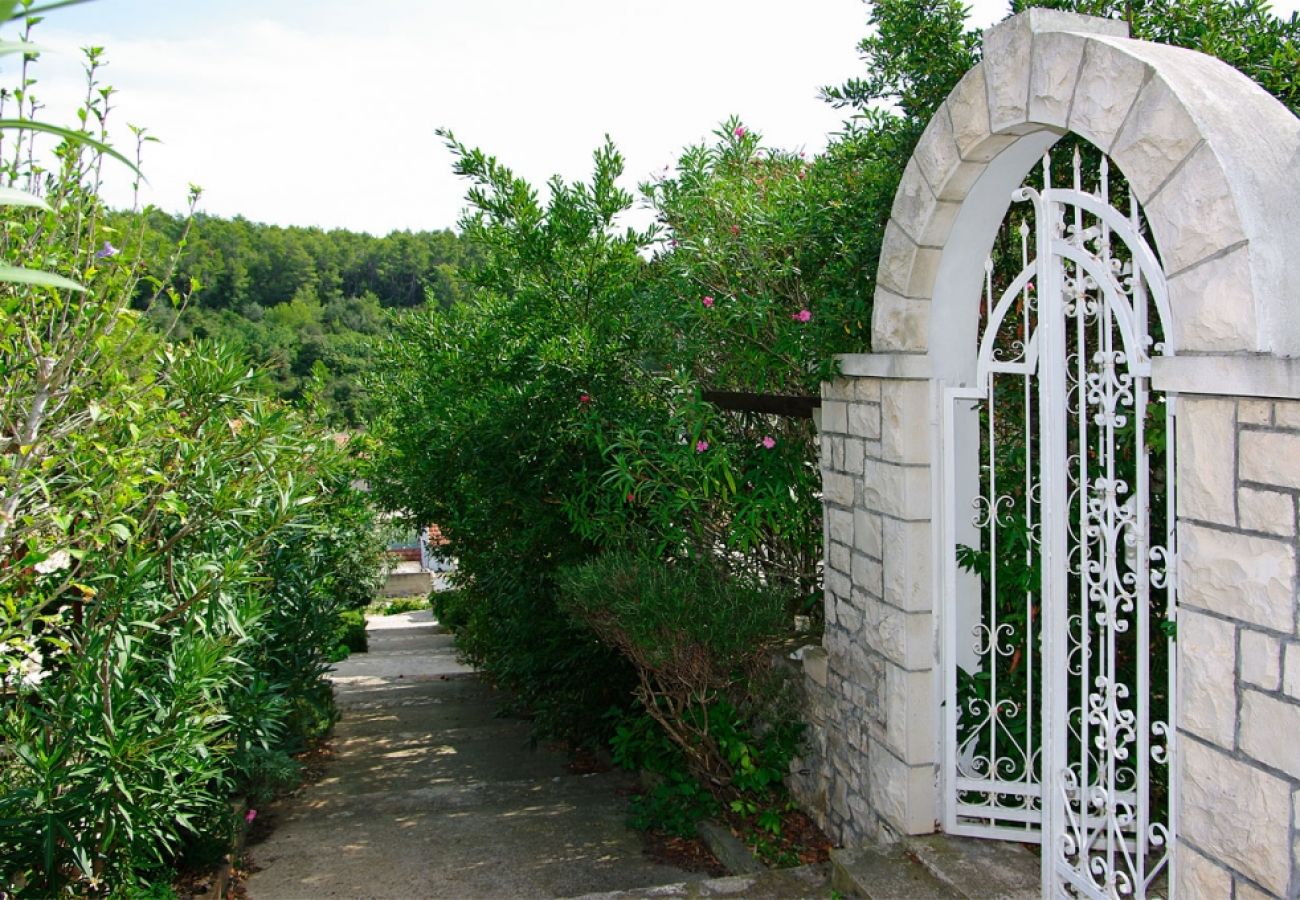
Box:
[245,610,698,899]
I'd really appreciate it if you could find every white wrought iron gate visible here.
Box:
[941,149,1178,898]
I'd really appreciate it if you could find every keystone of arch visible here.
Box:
[872,8,1300,366]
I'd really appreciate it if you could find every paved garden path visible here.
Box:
[245,610,700,899]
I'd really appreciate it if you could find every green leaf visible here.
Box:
[0,265,84,291]
[0,119,142,177]
[9,0,97,20]
[0,184,51,210]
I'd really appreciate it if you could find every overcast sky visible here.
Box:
[17,0,1300,236]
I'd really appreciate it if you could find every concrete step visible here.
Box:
[831,845,960,899]
[271,769,636,818]
[302,741,616,804]
[564,862,833,899]
[830,835,1040,900]
[249,768,692,898]
[330,682,521,731]
[904,834,1039,899]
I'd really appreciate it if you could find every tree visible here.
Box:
[371,133,650,742]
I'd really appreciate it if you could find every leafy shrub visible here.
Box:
[558,551,794,795]
[441,564,635,742]
[608,694,803,840]
[566,373,821,616]
[372,134,647,744]
[378,595,428,615]
[335,609,369,655]
[0,35,383,892]
[630,770,721,838]
[0,342,378,892]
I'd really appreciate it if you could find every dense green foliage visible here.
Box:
[373,134,648,742]
[0,36,384,893]
[332,608,370,660]
[558,553,795,792]
[126,211,475,427]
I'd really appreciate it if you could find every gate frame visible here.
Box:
[806,8,1300,897]
[938,153,1180,897]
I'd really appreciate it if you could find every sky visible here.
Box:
[16,0,1300,236]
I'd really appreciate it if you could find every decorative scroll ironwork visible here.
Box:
[942,147,1177,899]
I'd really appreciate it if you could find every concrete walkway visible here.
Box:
[246,611,700,899]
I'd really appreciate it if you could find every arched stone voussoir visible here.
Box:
[876,221,919,298]
[1108,73,1202,205]
[1094,35,1300,355]
[1165,245,1258,353]
[1065,39,1152,154]
[1028,30,1091,129]
[947,65,1016,164]
[912,104,985,203]
[872,286,930,353]
[878,221,943,301]
[982,9,1128,135]
[889,157,962,251]
[1142,142,1247,282]
[985,9,1128,135]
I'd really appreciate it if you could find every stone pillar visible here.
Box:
[1153,356,1300,899]
[791,353,937,845]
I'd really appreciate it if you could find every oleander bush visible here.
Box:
[334,609,370,656]
[372,134,646,742]
[0,31,382,893]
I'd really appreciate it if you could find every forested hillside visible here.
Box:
[129,211,476,425]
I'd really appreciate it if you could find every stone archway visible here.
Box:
[876,7,1300,366]
[793,9,1300,898]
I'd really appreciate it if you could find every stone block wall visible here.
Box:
[788,362,938,846]
[1172,393,1300,899]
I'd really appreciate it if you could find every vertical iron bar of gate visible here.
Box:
[1072,156,1092,874]
[1130,183,1154,892]
[1021,220,1036,831]
[1032,154,1069,896]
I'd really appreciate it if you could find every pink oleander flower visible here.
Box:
[761,436,776,449]
[791,308,811,322]
[696,440,709,453]
[734,126,746,138]
[701,295,714,308]
[246,809,257,824]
